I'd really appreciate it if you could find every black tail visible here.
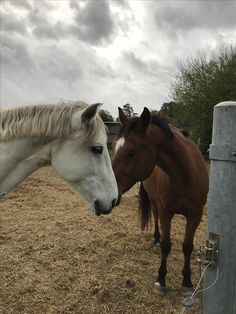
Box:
[139,182,152,230]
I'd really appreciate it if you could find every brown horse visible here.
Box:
[112,107,209,294]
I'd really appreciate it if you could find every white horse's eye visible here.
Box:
[91,146,103,154]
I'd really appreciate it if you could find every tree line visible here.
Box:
[99,103,137,122]
[100,45,236,157]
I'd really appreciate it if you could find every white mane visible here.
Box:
[0,100,106,144]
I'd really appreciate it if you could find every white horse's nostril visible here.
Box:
[94,200,102,216]
[94,199,112,216]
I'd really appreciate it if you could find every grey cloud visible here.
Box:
[70,0,115,45]
[123,51,160,77]
[28,7,69,41]
[154,1,236,33]
[28,8,50,27]
[32,22,67,40]
[31,0,55,11]
[0,34,35,71]
[92,60,116,79]
[37,43,117,84]
[9,0,32,10]
[111,0,129,7]
[35,46,83,84]
[69,0,80,10]
[1,12,28,35]
[27,1,57,28]
[124,51,148,72]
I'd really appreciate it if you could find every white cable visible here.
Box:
[180,262,219,313]
[191,262,212,298]
[192,265,219,298]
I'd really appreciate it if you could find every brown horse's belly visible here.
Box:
[144,166,205,218]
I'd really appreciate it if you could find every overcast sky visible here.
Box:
[1,0,236,118]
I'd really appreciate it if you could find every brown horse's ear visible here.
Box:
[139,107,150,131]
[118,107,128,125]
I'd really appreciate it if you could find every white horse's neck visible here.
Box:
[0,139,51,196]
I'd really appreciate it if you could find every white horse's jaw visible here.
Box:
[70,169,118,216]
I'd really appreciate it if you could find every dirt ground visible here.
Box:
[0,167,207,314]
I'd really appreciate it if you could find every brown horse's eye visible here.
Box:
[127,149,137,158]
[91,146,103,154]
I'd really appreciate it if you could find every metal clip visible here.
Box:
[197,232,219,267]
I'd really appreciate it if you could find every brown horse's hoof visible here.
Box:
[151,243,161,252]
[182,286,194,296]
[153,282,167,295]
[153,238,161,246]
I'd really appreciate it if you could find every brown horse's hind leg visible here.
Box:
[155,214,172,291]
[182,215,201,290]
[152,205,161,245]
[154,219,161,245]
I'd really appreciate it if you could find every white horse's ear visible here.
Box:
[81,103,102,124]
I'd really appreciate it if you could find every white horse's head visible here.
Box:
[51,103,119,216]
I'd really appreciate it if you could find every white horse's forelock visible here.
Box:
[0,100,106,144]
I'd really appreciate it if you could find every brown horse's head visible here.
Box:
[112,107,157,194]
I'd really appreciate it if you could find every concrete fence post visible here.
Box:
[202,101,236,313]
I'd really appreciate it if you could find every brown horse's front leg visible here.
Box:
[182,241,193,288]
[182,215,201,291]
[154,215,172,293]
[156,239,171,286]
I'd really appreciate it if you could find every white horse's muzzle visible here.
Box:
[93,198,117,216]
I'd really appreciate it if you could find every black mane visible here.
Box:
[118,115,175,139]
[150,115,174,139]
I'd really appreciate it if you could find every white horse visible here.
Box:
[0,100,118,216]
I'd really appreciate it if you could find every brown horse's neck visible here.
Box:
[148,126,196,186]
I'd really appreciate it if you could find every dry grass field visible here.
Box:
[0,167,207,314]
